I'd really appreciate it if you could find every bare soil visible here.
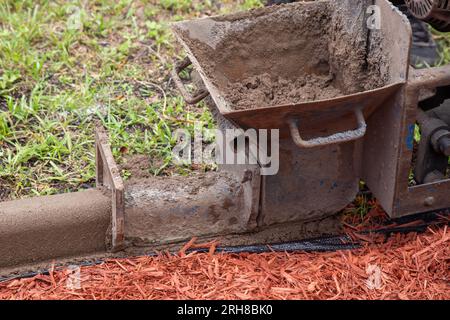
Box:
[120,154,154,180]
[0,184,10,202]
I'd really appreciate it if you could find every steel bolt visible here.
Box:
[424,196,435,207]
[431,130,450,156]
[438,136,450,156]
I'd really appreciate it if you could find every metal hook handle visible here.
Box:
[288,109,367,148]
[171,57,210,104]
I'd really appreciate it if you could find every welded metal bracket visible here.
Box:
[363,64,450,218]
[95,126,125,252]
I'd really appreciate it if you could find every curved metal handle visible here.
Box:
[171,57,209,104]
[288,109,367,148]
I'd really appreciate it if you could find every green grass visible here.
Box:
[434,30,450,65]
[0,0,263,200]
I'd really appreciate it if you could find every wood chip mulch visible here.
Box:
[0,225,448,300]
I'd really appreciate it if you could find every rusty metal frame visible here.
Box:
[95,126,125,251]
[392,65,450,217]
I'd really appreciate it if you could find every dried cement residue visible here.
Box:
[173,0,389,110]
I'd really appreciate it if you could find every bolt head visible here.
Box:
[424,196,435,207]
[439,137,450,156]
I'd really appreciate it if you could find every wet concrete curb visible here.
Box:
[0,189,111,269]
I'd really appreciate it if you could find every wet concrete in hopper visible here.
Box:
[174,1,389,110]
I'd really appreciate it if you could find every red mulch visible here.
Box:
[0,226,448,300]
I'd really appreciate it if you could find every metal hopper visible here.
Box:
[172,0,411,146]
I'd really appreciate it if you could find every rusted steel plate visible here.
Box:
[95,126,125,251]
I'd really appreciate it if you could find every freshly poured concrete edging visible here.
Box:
[0,170,341,272]
[0,171,255,270]
[0,170,257,270]
[0,189,111,269]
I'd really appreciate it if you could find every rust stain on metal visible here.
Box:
[95,126,125,251]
